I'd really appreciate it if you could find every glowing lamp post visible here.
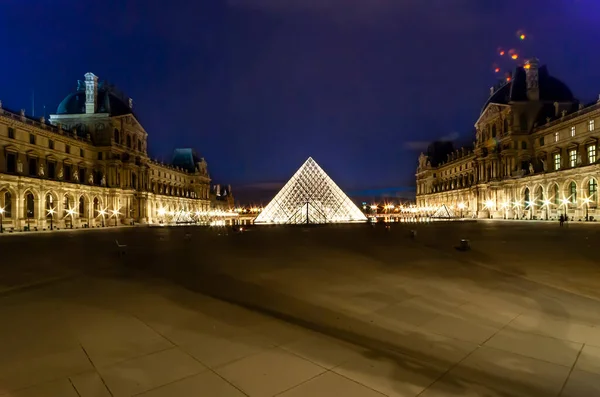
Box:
[583,197,592,221]
[99,209,107,227]
[484,200,495,218]
[67,208,75,229]
[542,200,551,220]
[47,208,55,230]
[111,209,120,227]
[561,198,570,220]
[457,202,465,218]
[0,207,4,233]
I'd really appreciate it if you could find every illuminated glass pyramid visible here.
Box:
[432,204,456,218]
[254,157,368,224]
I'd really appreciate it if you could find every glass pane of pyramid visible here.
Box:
[255,157,368,224]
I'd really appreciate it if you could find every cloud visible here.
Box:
[404,131,460,151]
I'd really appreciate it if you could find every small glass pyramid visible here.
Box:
[431,204,456,218]
[254,157,368,224]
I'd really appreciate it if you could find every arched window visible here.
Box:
[79,196,85,217]
[126,135,132,149]
[25,192,34,218]
[570,182,577,204]
[553,184,560,206]
[114,129,120,144]
[93,198,100,217]
[524,188,530,207]
[589,179,598,205]
[2,191,12,218]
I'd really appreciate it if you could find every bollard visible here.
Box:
[459,239,471,251]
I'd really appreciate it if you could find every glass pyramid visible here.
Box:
[432,204,456,218]
[254,157,368,224]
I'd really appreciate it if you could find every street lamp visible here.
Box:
[67,208,75,229]
[457,202,465,218]
[583,197,592,221]
[484,199,495,218]
[0,207,4,233]
[99,209,107,227]
[111,209,120,227]
[47,208,55,230]
[561,198,570,220]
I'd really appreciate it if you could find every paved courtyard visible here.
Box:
[2,221,600,396]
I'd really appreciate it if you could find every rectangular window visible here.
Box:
[97,152,103,160]
[6,153,16,173]
[540,136,545,146]
[28,158,37,177]
[590,120,596,131]
[48,162,56,179]
[65,145,70,154]
[78,168,85,183]
[80,148,84,157]
[8,127,15,139]
[29,134,36,144]
[588,145,597,164]
[569,149,577,167]
[554,153,561,170]
[571,126,576,137]
[554,132,559,142]
[64,165,72,181]
[49,140,54,150]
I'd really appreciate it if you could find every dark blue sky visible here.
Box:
[1,1,599,199]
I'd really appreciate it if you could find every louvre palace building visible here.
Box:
[0,72,220,231]
[416,58,600,220]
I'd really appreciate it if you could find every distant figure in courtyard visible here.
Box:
[559,214,564,227]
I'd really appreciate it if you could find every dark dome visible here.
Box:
[481,65,574,114]
[56,84,133,116]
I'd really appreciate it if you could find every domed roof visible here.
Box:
[56,81,133,116]
[481,65,574,114]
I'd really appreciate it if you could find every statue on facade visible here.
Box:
[88,173,94,184]
[57,167,63,179]
[577,153,583,166]
[418,153,428,170]
[73,170,79,182]
[528,163,534,174]
[17,159,23,173]
[101,174,106,186]
[39,163,45,177]
[541,159,547,172]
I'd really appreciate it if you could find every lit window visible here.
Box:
[554,132,559,142]
[590,120,595,131]
[553,184,560,205]
[571,126,576,137]
[588,145,596,164]
[569,149,577,167]
[570,181,577,204]
[539,136,545,146]
[554,153,561,170]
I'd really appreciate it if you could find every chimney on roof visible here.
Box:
[525,58,540,101]
[84,73,98,114]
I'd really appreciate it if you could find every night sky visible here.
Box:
[1,1,599,201]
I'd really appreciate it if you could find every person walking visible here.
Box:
[559,214,564,227]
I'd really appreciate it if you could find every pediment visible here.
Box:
[475,103,509,127]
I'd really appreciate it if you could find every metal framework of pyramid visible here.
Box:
[254,157,368,225]
[431,204,456,218]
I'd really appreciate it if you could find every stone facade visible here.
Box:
[0,73,213,231]
[416,59,600,221]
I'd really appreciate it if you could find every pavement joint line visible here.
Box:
[127,312,251,397]
[271,369,332,397]
[68,377,82,397]
[79,344,114,397]
[558,343,585,396]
